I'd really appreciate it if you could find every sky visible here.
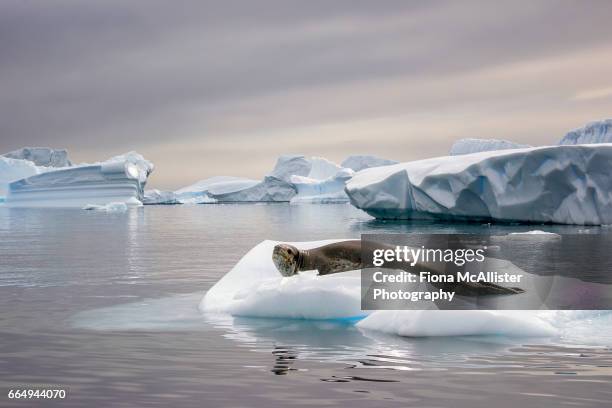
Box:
[2,0,612,189]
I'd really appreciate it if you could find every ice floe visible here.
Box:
[3,147,72,167]
[200,239,611,339]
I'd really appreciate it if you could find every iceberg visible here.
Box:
[175,176,259,204]
[345,144,612,225]
[143,189,180,205]
[5,151,153,208]
[211,176,296,203]
[559,118,612,145]
[449,138,531,155]
[290,168,354,204]
[267,155,312,182]
[341,155,398,172]
[3,147,72,167]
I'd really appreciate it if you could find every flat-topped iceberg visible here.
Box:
[5,151,153,208]
[559,118,612,145]
[450,138,531,155]
[3,147,72,167]
[345,144,612,225]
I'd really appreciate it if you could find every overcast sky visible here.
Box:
[2,1,612,189]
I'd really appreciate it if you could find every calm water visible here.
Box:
[0,205,611,407]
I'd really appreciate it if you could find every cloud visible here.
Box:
[1,1,612,188]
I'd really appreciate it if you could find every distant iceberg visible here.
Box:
[559,118,612,145]
[171,155,372,205]
[341,155,398,172]
[175,176,260,204]
[450,138,531,155]
[5,151,153,208]
[143,189,180,205]
[3,147,72,167]
[345,144,612,225]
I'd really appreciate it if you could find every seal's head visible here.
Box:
[272,244,300,277]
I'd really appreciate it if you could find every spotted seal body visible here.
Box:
[272,240,523,296]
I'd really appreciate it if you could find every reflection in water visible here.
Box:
[271,345,298,375]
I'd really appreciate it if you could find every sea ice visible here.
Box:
[143,189,180,205]
[0,156,45,198]
[345,144,612,225]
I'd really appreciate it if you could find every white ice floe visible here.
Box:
[506,230,562,240]
[5,151,153,208]
[346,144,612,225]
[200,240,364,319]
[3,147,72,167]
[200,239,611,339]
[559,119,612,145]
[341,155,398,172]
[449,138,531,155]
[211,176,296,203]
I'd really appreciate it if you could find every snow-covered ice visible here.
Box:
[341,155,398,172]
[559,119,612,145]
[449,138,531,155]
[5,152,153,208]
[83,198,142,212]
[211,176,296,203]
[200,240,364,319]
[200,239,611,340]
[345,144,612,225]
[3,147,72,167]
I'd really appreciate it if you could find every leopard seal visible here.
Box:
[272,240,523,296]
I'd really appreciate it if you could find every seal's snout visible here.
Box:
[272,244,299,277]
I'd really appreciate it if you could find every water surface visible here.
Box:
[1,205,611,407]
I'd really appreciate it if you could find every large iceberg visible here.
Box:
[559,119,612,145]
[345,144,612,225]
[200,239,557,337]
[341,155,398,172]
[3,147,72,167]
[449,138,531,155]
[5,151,153,208]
